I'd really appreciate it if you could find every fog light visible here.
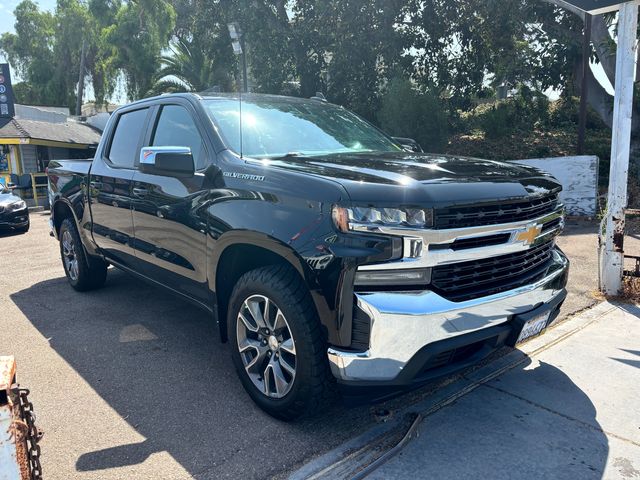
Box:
[354,269,431,287]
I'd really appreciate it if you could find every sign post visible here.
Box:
[0,63,16,123]
[557,1,639,294]
[602,1,638,294]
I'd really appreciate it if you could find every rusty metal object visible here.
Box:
[624,255,640,278]
[0,357,42,480]
[611,216,626,253]
[14,387,43,480]
[0,356,27,480]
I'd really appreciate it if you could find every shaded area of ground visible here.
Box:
[369,303,640,479]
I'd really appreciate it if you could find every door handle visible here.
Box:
[132,187,148,198]
[90,181,103,189]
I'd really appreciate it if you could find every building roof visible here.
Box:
[0,117,101,146]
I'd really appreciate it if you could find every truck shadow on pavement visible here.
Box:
[10,268,610,479]
[9,269,374,479]
[369,358,611,480]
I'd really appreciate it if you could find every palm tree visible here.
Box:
[147,38,233,95]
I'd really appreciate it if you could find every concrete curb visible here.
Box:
[288,301,618,480]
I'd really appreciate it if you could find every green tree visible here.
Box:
[105,0,176,99]
[378,77,449,151]
[148,37,234,94]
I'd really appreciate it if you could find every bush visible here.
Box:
[378,78,449,152]
[480,103,517,139]
[479,87,551,140]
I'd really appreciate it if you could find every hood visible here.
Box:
[264,151,562,206]
[0,191,22,204]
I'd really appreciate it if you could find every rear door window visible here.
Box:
[108,108,148,168]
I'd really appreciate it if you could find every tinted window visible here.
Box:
[152,105,206,169]
[203,98,400,158]
[108,108,148,168]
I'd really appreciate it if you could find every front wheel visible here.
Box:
[59,218,108,291]
[228,265,333,420]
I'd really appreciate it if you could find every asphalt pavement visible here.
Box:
[0,213,631,479]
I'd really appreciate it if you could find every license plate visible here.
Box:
[516,312,551,344]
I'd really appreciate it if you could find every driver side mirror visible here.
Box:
[139,146,195,177]
[392,137,424,153]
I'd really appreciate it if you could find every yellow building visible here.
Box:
[0,105,102,206]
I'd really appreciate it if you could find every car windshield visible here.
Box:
[203,97,401,158]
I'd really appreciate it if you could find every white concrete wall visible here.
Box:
[511,155,599,217]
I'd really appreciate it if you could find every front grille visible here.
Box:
[431,241,556,302]
[435,194,559,229]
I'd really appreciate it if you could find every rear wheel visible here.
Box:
[228,265,333,420]
[59,218,108,291]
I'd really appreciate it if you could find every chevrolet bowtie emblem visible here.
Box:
[515,224,542,246]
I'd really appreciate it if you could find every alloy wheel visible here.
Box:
[62,230,79,281]
[236,294,297,398]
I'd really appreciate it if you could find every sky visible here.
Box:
[0,0,55,34]
[0,0,615,103]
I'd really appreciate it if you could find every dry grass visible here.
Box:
[622,276,640,303]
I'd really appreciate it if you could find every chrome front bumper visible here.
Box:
[327,247,569,383]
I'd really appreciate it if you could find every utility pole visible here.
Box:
[241,34,248,93]
[228,22,248,93]
[577,14,592,155]
[75,39,86,116]
[602,1,638,294]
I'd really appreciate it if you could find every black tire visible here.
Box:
[228,264,334,420]
[59,218,108,291]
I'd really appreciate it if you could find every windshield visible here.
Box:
[0,184,8,194]
[203,98,401,158]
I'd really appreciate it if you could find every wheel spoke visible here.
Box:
[246,298,267,329]
[238,310,258,333]
[269,359,289,396]
[280,338,296,355]
[273,308,287,332]
[238,336,263,354]
[278,355,295,377]
[243,345,269,375]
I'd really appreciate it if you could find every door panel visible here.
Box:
[131,103,210,303]
[131,173,209,302]
[89,108,149,267]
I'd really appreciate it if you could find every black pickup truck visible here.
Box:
[48,93,569,419]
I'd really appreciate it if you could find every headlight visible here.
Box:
[6,200,27,212]
[332,205,433,232]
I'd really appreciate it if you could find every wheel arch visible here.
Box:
[211,232,330,343]
[52,198,78,236]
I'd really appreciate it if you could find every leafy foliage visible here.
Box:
[479,88,550,140]
[1,0,175,107]
[378,77,448,151]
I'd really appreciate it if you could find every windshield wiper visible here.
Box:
[270,152,304,160]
